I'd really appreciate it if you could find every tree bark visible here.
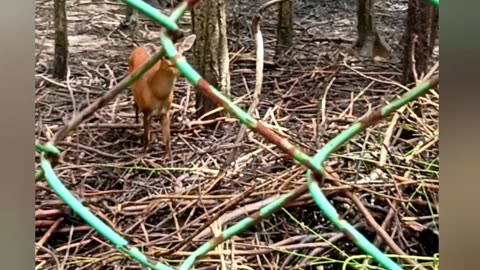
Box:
[355,0,391,59]
[428,7,438,57]
[402,0,438,84]
[53,0,68,79]
[121,0,164,29]
[275,0,294,58]
[192,0,231,119]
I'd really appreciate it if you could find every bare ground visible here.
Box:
[35,0,439,269]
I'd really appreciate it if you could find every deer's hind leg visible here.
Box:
[142,112,153,153]
[160,113,172,160]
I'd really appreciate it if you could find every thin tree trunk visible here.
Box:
[53,0,68,79]
[192,0,231,119]
[355,0,391,59]
[402,0,437,84]
[121,0,165,29]
[275,0,294,58]
[428,7,439,57]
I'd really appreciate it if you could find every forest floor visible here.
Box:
[35,0,439,269]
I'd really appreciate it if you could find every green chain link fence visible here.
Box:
[35,0,439,269]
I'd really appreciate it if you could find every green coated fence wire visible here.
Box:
[35,0,440,269]
[305,76,438,270]
[40,152,175,270]
[157,27,435,270]
[429,0,439,7]
[35,141,60,155]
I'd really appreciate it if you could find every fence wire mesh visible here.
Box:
[35,0,439,269]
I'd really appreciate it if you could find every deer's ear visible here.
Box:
[180,34,196,52]
[144,43,158,55]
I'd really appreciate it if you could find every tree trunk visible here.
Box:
[53,0,68,79]
[355,0,391,59]
[429,8,439,57]
[275,0,294,58]
[402,0,438,84]
[121,0,164,29]
[192,0,231,119]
